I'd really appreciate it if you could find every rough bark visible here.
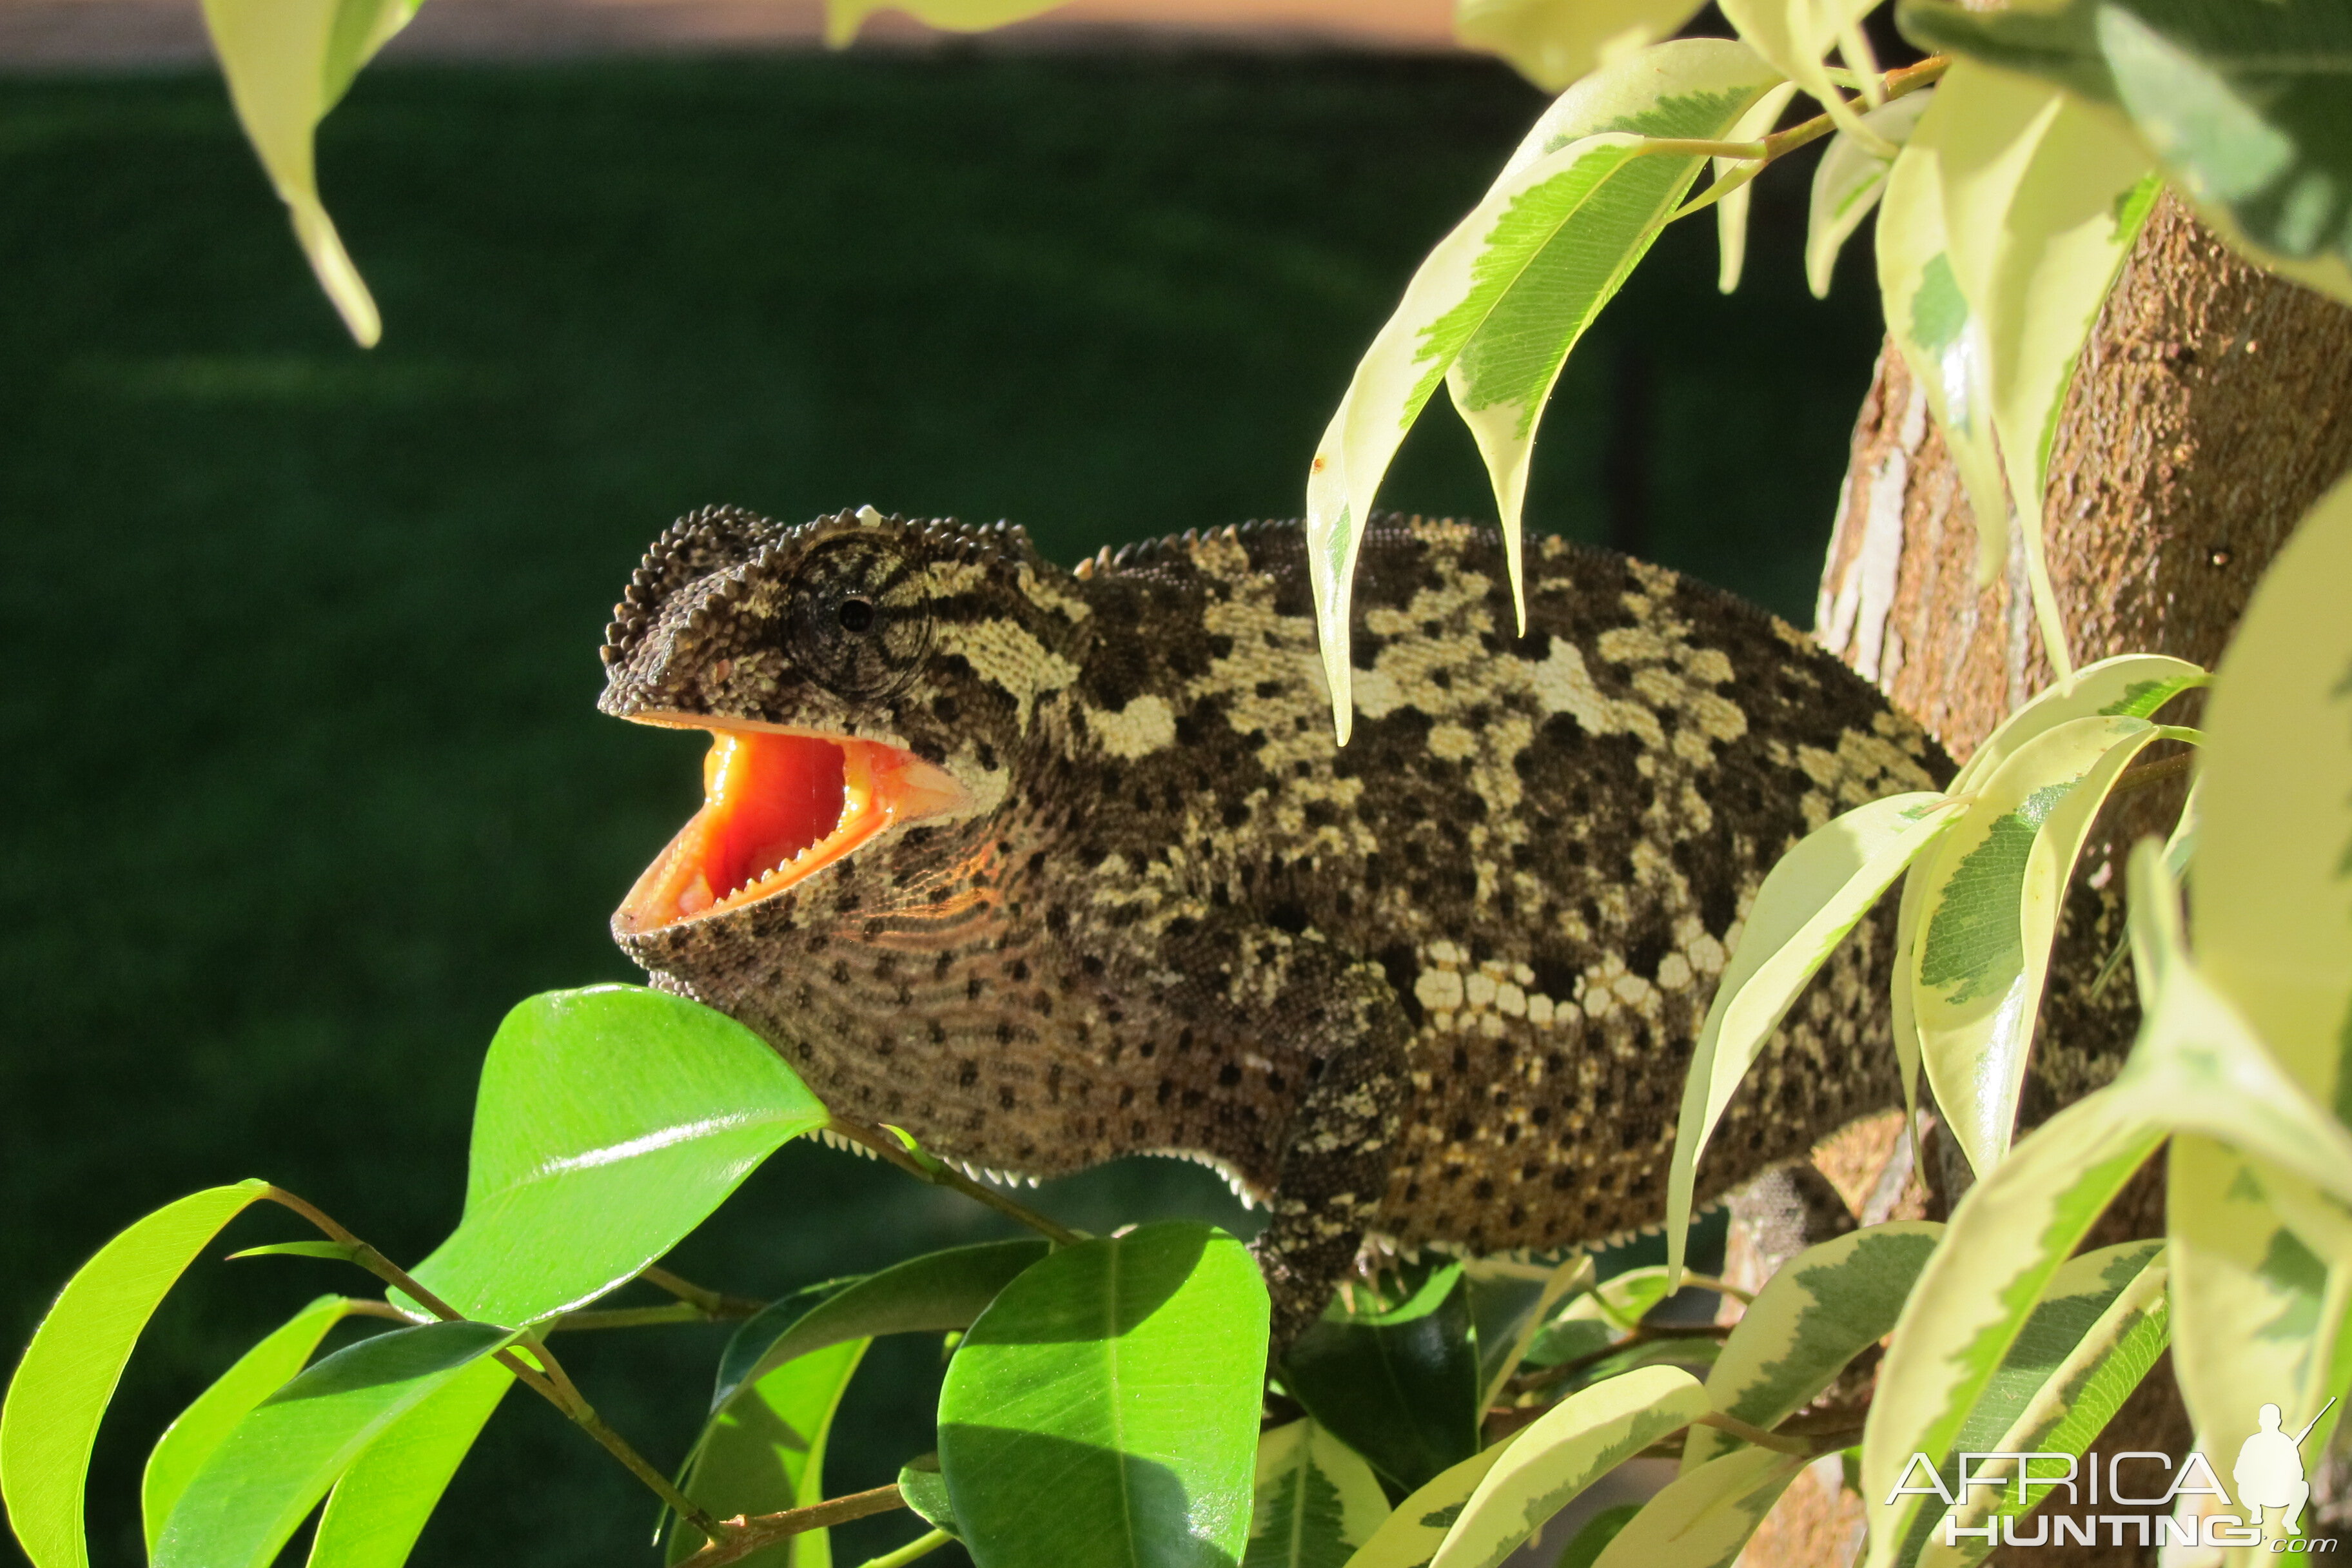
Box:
[1736,193,2352,1567]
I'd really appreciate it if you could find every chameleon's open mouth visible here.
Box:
[614,720,969,935]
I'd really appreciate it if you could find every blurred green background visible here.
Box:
[0,45,1881,1567]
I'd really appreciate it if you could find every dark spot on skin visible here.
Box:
[958,1061,979,1087]
[1217,1063,1242,1086]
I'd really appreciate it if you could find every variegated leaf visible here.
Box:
[1807,90,1936,299]
[1305,38,1782,739]
[1948,652,2202,797]
[1452,0,1709,92]
[1340,1439,1520,1568]
[1683,1223,1943,1474]
[1668,794,1959,1274]
[1591,1447,1806,1568]
[1715,83,1801,293]
[1248,1420,1392,1568]
[1429,1367,1709,1568]
[1718,0,1884,146]
[822,0,1068,47]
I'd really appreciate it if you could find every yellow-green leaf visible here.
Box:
[1339,1438,1518,1568]
[1,1180,272,1568]
[1453,0,1709,92]
[1683,1223,1943,1474]
[1807,89,1936,299]
[1716,83,1802,293]
[306,1354,513,1568]
[2193,473,2352,1111]
[822,0,1069,48]
[1719,0,1883,147]
[1305,38,1781,740]
[1911,714,2158,1176]
[142,1296,353,1553]
[1667,792,1959,1275]
[1590,1447,1805,1568]
[1247,1420,1392,1568]
[1429,1366,1709,1568]
[1946,652,2202,797]
[199,0,422,346]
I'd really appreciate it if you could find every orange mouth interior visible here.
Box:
[616,725,968,934]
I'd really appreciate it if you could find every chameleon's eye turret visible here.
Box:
[786,533,933,703]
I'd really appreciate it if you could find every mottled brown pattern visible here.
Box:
[598,504,1949,1337]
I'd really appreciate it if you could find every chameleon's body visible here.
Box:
[599,505,1948,1338]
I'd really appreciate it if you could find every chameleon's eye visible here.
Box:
[787,535,930,701]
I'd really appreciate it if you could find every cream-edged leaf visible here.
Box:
[823,0,1068,46]
[1683,1223,1943,1474]
[1947,652,2202,797]
[1589,1447,1805,1568]
[2193,473,2352,1110]
[1453,0,1709,92]
[1248,1420,1392,1568]
[1430,1366,1709,1568]
[1716,82,1802,293]
[1876,115,2010,590]
[1807,89,1935,298]
[1859,1088,2162,1568]
[199,0,422,346]
[1666,793,1959,1275]
[1719,0,1884,147]
[1339,1439,1519,1568]
[1307,38,1782,740]
[1912,1243,2168,1567]
[1911,714,2157,1177]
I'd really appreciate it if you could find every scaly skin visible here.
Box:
[598,505,1950,1344]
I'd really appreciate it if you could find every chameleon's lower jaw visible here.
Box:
[614,719,969,936]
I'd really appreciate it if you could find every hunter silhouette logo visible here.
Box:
[1884,1397,2340,1553]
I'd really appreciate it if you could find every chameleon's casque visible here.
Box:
[598,504,1951,1339]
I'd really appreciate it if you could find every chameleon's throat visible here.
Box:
[613,720,968,935]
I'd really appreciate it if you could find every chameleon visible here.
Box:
[597,503,1951,1344]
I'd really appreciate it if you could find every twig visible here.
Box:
[1662,54,1951,220]
[2108,751,2196,797]
[674,1485,909,1568]
[1675,1272,1756,1305]
[1694,1410,1818,1456]
[850,1527,955,1568]
[825,1117,1083,1246]
[641,1264,769,1318]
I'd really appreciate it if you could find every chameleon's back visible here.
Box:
[1063,514,1950,1255]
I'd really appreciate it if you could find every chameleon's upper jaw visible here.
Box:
[614,716,970,936]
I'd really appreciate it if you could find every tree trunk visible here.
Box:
[1739,193,2352,1567]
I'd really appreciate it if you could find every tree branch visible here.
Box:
[673,1485,910,1568]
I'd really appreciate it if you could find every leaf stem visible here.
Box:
[1663,54,1950,220]
[1692,1411,1818,1456]
[674,1485,909,1568]
[849,1527,955,1568]
[2110,751,2197,796]
[1505,1322,1732,1395]
[824,1117,1084,1246]
[641,1264,769,1318]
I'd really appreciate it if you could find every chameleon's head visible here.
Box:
[598,504,1075,945]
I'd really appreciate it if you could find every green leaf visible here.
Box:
[1667,792,1959,1273]
[1452,0,1709,92]
[226,1240,364,1264]
[1683,1223,1943,1474]
[897,1455,959,1539]
[1914,1243,2168,1567]
[1465,1256,1592,1409]
[1807,89,1936,299]
[1876,112,2012,590]
[2193,474,2352,1116]
[1554,1502,1642,1568]
[718,1240,1049,1412]
[1282,1266,1482,1496]
[1,1179,271,1568]
[1245,1420,1391,1568]
[1910,714,2159,1175]
[1859,1090,2161,1568]
[670,1338,868,1566]
[1589,1447,1805,1568]
[1336,1440,1519,1568]
[1589,1266,1675,1331]
[1715,83,1802,293]
[405,985,827,1326]
[938,1222,1268,1568]
[1304,39,1782,739]
[821,0,1069,48]
[1928,61,2155,575]
[141,1295,352,1553]
[1899,0,2352,302]
[1429,1365,1710,1568]
[306,1353,513,1568]
[153,1320,516,1568]
[197,0,422,345]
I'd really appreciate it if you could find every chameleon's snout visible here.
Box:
[614,719,969,935]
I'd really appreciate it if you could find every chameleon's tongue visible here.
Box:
[613,727,965,934]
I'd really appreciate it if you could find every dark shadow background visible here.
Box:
[0,44,1883,1567]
